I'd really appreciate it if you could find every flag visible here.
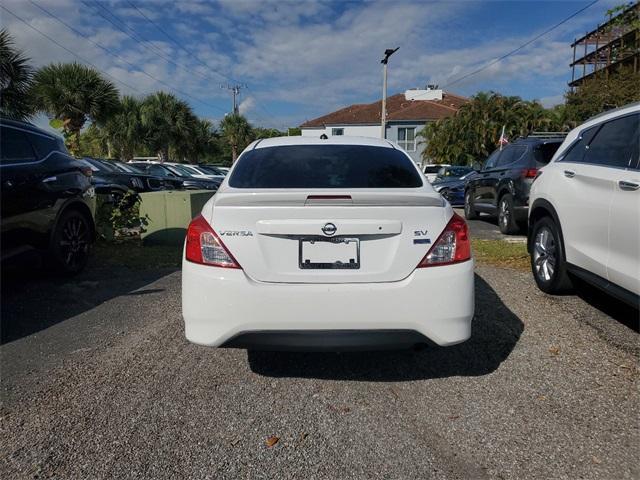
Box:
[498,126,509,150]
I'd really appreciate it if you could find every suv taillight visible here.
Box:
[522,168,538,178]
[185,214,241,268]
[417,213,471,267]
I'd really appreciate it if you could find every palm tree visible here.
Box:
[220,113,252,163]
[31,62,119,155]
[173,118,218,161]
[103,95,143,160]
[0,29,35,120]
[140,91,196,161]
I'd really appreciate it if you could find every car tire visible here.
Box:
[497,194,520,235]
[464,190,479,220]
[530,216,572,294]
[49,209,93,275]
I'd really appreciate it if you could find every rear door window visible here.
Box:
[229,145,423,188]
[0,127,37,164]
[560,126,600,164]
[27,132,63,159]
[482,149,501,170]
[583,113,639,169]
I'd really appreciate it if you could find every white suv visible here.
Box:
[528,103,639,306]
[182,136,474,350]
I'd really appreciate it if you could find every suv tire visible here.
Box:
[530,216,572,294]
[50,209,93,275]
[464,190,479,220]
[497,194,520,235]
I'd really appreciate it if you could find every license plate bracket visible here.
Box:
[299,237,360,269]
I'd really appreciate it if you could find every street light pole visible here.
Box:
[380,47,399,139]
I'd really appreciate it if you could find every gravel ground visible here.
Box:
[1,264,638,479]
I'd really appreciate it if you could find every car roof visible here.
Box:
[511,137,564,145]
[0,117,60,140]
[581,101,639,127]
[250,135,395,149]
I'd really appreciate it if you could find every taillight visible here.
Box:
[522,168,538,178]
[417,213,471,267]
[185,214,241,268]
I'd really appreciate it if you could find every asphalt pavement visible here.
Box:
[453,208,527,242]
[1,254,638,479]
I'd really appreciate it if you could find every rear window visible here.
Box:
[229,145,423,188]
[533,142,562,164]
[423,165,440,174]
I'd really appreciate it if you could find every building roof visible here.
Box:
[300,92,468,128]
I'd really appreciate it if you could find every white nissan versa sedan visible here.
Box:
[182,136,474,350]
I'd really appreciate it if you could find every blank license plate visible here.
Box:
[299,238,360,269]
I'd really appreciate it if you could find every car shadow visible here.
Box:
[247,274,523,381]
[0,255,178,345]
[572,277,639,332]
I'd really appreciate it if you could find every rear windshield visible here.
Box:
[229,145,423,188]
[534,142,562,164]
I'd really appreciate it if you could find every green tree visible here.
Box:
[220,113,253,163]
[0,29,35,120]
[420,92,567,165]
[140,91,196,161]
[78,123,108,158]
[565,66,640,123]
[102,95,144,160]
[31,62,119,155]
[172,118,220,162]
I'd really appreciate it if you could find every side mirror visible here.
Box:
[472,161,482,172]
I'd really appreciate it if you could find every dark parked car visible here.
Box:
[197,164,228,176]
[464,137,563,234]
[108,160,184,190]
[1,118,96,274]
[432,171,478,207]
[81,157,177,195]
[129,162,221,190]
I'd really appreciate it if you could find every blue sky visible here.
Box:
[1,0,620,131]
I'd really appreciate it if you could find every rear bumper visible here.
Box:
[181,259,475,350]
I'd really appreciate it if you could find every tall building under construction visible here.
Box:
[570,1,639,87]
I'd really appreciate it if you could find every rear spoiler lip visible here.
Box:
[213,192,445,207]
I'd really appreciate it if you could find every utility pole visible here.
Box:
[380,47,399,139]
[221,84,245,114]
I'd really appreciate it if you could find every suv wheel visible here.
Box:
[497,194,519,234]
[50,209,93,275]
[530,216,572,294]
[464,190,478,220]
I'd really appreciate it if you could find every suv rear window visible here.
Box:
[229,145,423,188]
[533,142,562,164]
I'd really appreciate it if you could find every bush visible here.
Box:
[95,190,148,241]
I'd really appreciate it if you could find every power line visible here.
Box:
[124,0,280,124]
[443,0,601,88]
[81,0,214,85]
[28,0,227,113]
[125,0,238,84]
[0,3,143,94]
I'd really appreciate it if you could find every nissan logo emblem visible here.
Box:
[322,222,337,236]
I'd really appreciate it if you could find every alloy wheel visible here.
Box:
[59,215,90,270]
[533,226,556,282]
[499,198,510,229]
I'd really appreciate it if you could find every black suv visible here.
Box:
[1,118,96,274]
[464,137,563,234]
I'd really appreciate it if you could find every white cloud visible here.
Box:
[238,96,256,115]
[0,0,623,129]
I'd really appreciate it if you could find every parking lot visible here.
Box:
[1,221,638,480]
